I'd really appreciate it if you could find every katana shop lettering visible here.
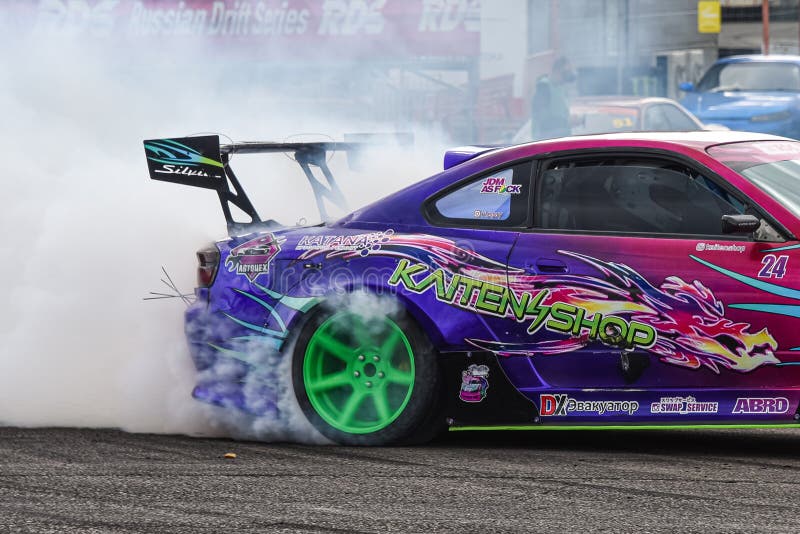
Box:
[296,232,386,251]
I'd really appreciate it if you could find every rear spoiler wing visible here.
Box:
[143,134,407,235]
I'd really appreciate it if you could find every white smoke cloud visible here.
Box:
[0,14,447,441]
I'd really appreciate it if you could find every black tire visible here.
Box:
[292,300,443,446]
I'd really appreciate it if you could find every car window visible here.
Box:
[643,106,670,131]
[572,107,639,135]
[709,141,800,219]
[642,104,698,131]
[697,62,800,92]
[536,158,744,235]
[660,104,699,130]
[432,162,531,226]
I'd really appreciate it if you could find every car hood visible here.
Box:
[682,91,799,120]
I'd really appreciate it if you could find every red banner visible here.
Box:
[23,0,480,60]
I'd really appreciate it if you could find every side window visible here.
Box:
[537,158,744,236]
[644,104,699,131]
[661,104,700,131]
[643,106,666,130]
[430,162,531,227]
[643,105,671,131]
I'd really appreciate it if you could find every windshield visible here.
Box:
[697,62,800,92]
[709,141,800,218]
[572,107,639,135]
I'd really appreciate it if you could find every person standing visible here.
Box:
[531,57,577,140]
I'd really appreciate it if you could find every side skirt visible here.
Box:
[441,353,800,429]
[450,423,800,432]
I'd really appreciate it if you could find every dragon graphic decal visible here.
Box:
[318,233,780,374]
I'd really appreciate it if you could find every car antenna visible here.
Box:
[143,266,194,307]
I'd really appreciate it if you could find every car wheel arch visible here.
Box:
[281,284,447,352]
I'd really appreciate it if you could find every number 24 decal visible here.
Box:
[759,254,789,279]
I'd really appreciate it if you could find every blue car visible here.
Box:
[680,55,800,139]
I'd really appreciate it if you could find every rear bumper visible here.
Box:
[184,299,286,416]
[184,301,220,371]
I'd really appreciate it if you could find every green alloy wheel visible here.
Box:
[293,304,442,445]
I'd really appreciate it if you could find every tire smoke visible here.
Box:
[0,23,445,441]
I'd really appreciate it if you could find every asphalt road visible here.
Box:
[0,427,798,533]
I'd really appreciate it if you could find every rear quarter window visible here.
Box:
[428,162,532,227]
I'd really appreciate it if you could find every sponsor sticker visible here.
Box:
[459,364,490,403]
[695,242,745,253]
[296,229,393,256]
[388,259,657,350]
[473,210,503,219]
[539,394,639,416]
[144,137,224,180]
[650,396,718,415]
[480,176,521,195]
[225,233,284,281]
[732,397,790,414]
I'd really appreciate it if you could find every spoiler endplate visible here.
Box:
[144,135,367,235]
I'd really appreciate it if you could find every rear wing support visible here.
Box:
[294,146,347,222]
[217,154,264,234]
[144,135,363,235]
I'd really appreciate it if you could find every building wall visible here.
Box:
[628,0,719,58]
[480,0,529,97]
[720,0,800,55]
[475,1,726,140]
[514,0,718,100]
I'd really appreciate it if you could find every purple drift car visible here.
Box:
[145,131,800,445]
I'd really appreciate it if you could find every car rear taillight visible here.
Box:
[196,246,220,288]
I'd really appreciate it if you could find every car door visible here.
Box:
[504,151,790,391]
[420,159,534,350]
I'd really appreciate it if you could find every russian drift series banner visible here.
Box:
[19,0,481,60]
